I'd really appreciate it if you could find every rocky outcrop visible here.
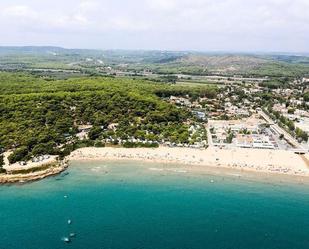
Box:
[0,162,68,184]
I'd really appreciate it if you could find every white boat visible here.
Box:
[69,233,76,238]
[62,237,71,243]
[68,219,72,225]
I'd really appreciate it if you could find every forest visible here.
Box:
[0,72,216,163]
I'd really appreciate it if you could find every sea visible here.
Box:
[0,160,309,249]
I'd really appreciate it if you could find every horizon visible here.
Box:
[0,0,308,53]
[0,45,309,56]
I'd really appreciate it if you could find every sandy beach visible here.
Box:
[69,146,309,177]
[2,146,309,184]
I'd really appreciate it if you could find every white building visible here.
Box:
[234,134,275,149]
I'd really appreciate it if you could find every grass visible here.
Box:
[9,163,58,175]
[176,81,221,87]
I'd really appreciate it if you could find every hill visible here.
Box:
[0,46,308,77]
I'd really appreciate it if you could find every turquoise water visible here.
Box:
[1,161,309,249]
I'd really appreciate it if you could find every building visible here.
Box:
[302,77,309,83]
[234,134,275,149]
[192,111,207,121]
[76,125,93,140]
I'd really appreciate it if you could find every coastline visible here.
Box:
[73,158,309,186]
[2,146,309,185]
[0,161,68,184]
[68,146,309,178]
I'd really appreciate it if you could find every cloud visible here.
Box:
[0,0,308,51]
[78,0,100,11]
[146,0,178,11]
[2,5,38,19]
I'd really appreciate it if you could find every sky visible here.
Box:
[0,0,308,52]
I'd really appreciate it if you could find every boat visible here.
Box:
[68,219,72,225]
[69,233,76,238]
[62,237,71,243]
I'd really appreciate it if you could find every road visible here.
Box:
[259,110,304,150]
[206,126,214,147]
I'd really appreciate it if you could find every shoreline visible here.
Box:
[0,162,68,184]
[2,146,309,185]
[68,147,309,179]
[73,158,309,186]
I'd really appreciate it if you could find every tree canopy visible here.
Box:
[0,72,216,163]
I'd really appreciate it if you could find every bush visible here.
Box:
[10,164,55,175]
[58,144,74,160]
[123,142,159,148]
[8,146,29,164]
[143,143,159,148]
[31,142,57,156]
[295,128,308,142]
[73,140,94,150]
[0,154,4,167]
[0,154,5,174]
[88,127,103,140]
[94,141,105,147]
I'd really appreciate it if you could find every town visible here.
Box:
[52,73,309,154]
